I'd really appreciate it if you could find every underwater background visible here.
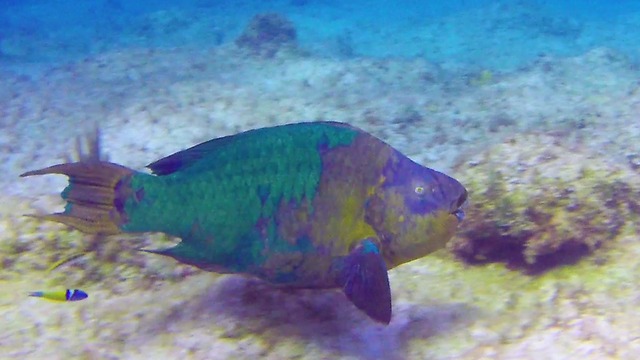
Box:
[1,0,640,359]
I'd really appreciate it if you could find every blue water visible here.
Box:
[1,0,639,69]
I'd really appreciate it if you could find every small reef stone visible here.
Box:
[235,13,298,58]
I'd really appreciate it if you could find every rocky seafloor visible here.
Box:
[2,17,640,360]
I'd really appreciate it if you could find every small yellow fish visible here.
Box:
[28,289,88,302]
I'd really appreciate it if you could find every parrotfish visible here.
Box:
[21,121,467,324]
[28,289,88,302]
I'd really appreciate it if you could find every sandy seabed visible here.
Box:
[1,40,640,359]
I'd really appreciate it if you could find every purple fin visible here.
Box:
[146,132,245,175]
[340,239,392,324]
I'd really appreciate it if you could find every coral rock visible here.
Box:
[235,13,298,58]
[449,134,640,273]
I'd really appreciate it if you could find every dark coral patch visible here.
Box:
[450,233,591,275]
[235,13,298,58]
[449,134,640,274]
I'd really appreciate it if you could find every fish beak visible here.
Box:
[451,188,468,223]
[452,208,466,222]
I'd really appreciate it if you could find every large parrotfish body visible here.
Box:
[22,121,467,324]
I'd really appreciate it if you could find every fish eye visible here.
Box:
[414,186,425,195]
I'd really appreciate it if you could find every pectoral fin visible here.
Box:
[339,239,392,324]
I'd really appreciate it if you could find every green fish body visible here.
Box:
[22,121,467,323]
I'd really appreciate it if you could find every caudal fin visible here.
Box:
[21,161,134,235]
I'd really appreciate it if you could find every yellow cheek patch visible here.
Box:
[332,193,377,242]
[386,211,459,268]
[378,191,406,230]
[310,188,377,254]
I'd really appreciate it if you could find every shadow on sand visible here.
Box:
[138,275,478,359]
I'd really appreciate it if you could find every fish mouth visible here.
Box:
[450,188,468,222]
[451,208,466,222]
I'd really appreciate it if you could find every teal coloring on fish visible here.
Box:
[21,121,467,324]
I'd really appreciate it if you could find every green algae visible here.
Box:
[469,70,494,87]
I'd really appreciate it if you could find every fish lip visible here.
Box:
[451,196,468,222]
[451,208,465,222]
[450,188,468,222]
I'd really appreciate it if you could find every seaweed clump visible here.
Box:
[235,13,298,58]
[449,134,640,273]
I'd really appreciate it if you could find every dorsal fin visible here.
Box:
[146,121,358,176]
[146,134,238,175]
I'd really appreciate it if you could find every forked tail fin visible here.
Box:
[21,161,134,235]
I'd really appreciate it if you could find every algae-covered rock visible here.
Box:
[450,134,640,272]
[235,13,298,58]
